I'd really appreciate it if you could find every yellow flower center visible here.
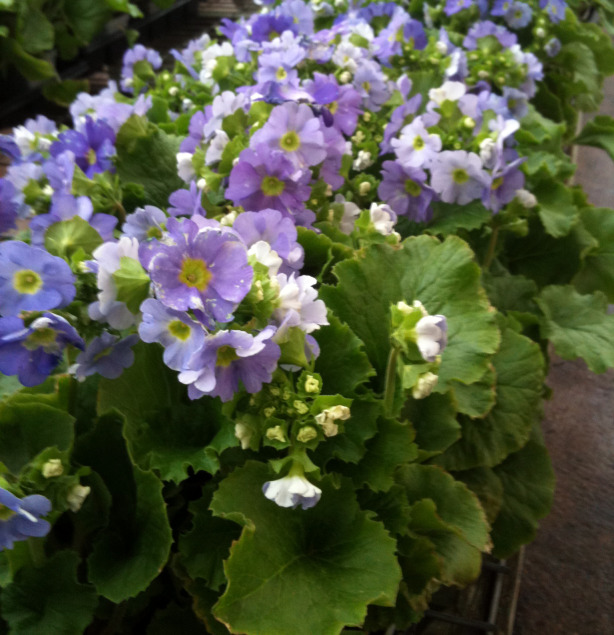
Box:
[168,319,191,341]
[404,179,421,197]
[24,327,57,352]
[178,257,212,291]
[452,168,469,184]
[279,131,301,152]
[13,269,43,295]
[216,345,239,367]
[412,136,425,151]
[328,101,338,115]
[276,67,288,81]
[261,175,285,196]
[492,176,504,190]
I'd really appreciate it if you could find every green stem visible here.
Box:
[383,346,400,418]
[483,225,499,270]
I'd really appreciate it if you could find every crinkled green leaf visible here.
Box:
[536,285,614,373]
[320,237,499,393]
[573,207,614,302]
[211,462,401,635]
[436,327,544,470]
[0,551,97,635]
[454,467,504,526]
[426,200,491,236]
[341,419,417,491]
[311,397,381,464]
[116,116,185,208]
[397,464,490,552]
[403,392,461,457]
[177,495,241,592]
[482,269,539,314]
[449,365,496,418]
[491,440,555,558]
[533,180,578,238]
[98,343,235,482]
[74,414,172,603]
[574,115,614,162]
[314,313,375,395]
[0,397,74,476]
[19,7,54,54]
[64,0,110,43]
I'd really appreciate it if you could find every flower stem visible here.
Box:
[483,225,499,270]
[384,345,400,418]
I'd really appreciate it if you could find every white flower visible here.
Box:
[205,129,230,165]
[415,315,448,362]
[274,274,328,336]
[248,240,283,276]
[369,203,397,236]
[334,194,361,234]
[88,237,142,330]
[262,474,322,509]
[176,152,195,183]
[428,81,466,105]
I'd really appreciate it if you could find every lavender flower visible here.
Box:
[0,242,75,316]
[226,145,312,222]
[178,326,281,401]
[72,333,139,381]
[121,44,163,93]
[233,209,304,274]
[0,487,52,550]
[378,161,434,222]
[430,151,490,205]
[0,314,84,387]
[50,117,115,178]
[251,102,327,170]
[0,179,19,235]
[505,2,533,28]
[122,206,167,241]
[273,274,328,337]
[392,119,442,169]
[140,217,252,324]
[138,298,205,371]
[444,0,474,16]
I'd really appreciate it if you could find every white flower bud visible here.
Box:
[339,70,352,84]
[358,181,372,196]
[435,41,448,55]
[67,484,91,512]
[412,372,439,399]
[42,459,63,478]
[169,86,179,96]
[297,426,318,443]
[266,425,286,442]
[234,422,252,449]
[515,189,537,208]
[304,375,320,393]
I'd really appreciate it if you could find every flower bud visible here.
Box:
[67,484,91,512]
[42,459,63,478]
[297,426,318,443]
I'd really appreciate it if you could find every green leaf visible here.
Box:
[533,180,578,238]
[98,343,235,482]
[482,269,539,314]
[146,601,209,635]
[42,79,90,107]
[64,0,111,44]
[536,285,614,373]
[403,392,461,457]
[454,467,504,525]
[342,419,417,491]
[74,414,172,602]
[320,237,499,393]
[0,397,74,476]
[19,7,54,54]
[116,116,185,208]
[426,200,491,236]
[44,217,103,259]
[112,257,150,314]
[574,115,614,162]
[573,207,614,302]
[0,39,55,80]
[436,326,544,470]
[211,462,401,635]
[397,464,491,552]
[490,439,554,558]
[177,494,241,591]
[314,313,375,395]
[105,0,143,18]
[0,551,97,635]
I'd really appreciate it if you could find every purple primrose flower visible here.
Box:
[0,242,75,316]
[0,487,52,550]
[72,332,139,381]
